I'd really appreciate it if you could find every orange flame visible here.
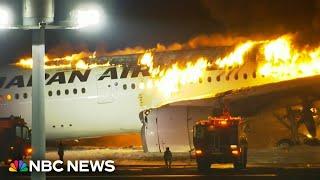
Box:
[139,34,320,95]
[15,51,110,70]
[139,53,210,96]
[259,35,320,79]
[14,33,320,96]
[215,41,256,68]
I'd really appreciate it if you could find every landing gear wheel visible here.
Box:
[197,159,211,172]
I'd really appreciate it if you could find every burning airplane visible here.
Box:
[1,34,320,152]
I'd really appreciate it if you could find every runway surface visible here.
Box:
[1,146,320,179]
[1,163,320,179]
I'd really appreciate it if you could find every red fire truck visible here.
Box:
[0,116,32,164]
[193,111,248,171]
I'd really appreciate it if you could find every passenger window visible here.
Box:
[23,93,28,99]
[15,93,19,100]
[253,72,257,78]
[131,83,136,89]
[207,77,212,83]
[123,84,127,90]
[57,90,61,96]
[65,89,69,95]
[81,88,86,94]
[234,74,239,80]
[199,78,203,84]
[243,73,248,79]
[216,76,220,82]
[48,91,53,97]
[73,89,78,94]
[226,76,230,81]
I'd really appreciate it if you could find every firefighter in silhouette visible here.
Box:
[164,147,172,168]
[57,141,65,162]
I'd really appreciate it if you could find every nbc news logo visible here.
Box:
[8,159,115,173]
[9,160,28,173]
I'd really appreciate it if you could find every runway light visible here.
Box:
[0,8,11,28]
[72,8,102,28]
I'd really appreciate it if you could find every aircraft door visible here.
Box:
[96,74,114,104]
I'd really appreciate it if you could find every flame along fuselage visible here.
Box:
[0,51,300,140]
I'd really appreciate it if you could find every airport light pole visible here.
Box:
[31,25,46,180]
[1,1,103,180]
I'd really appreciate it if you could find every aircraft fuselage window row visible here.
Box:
[48,88,86,97]
[11,93,29,100]
[105,82,138,90]
[215,72,257,82]
[1,71,259,101]
[0,88,87,101]
[52,124,72,128]
[197,72,258,83]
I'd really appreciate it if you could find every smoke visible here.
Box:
[47,42,91,58]
[35,0,320,59]
[200,0,320,46]
[102,33,276,56]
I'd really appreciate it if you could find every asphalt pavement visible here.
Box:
[1,164,320,180]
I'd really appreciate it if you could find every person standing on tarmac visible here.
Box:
[57,141,65,162]
[164,147,172,169]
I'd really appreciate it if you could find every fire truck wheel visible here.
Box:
[233,149,247,169]
[197,159,211,172]
[242,147,248,169]
[233,161,241,169]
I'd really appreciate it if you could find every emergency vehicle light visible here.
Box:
[232,150,239,156]
[195,149,202,155]
[230,145,237,149]
[26,148,32,154]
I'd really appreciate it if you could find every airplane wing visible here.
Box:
[169,74,320,117]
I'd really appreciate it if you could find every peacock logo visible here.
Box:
[9,160,28,173]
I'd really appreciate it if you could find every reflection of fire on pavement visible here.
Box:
[47,133,142,149]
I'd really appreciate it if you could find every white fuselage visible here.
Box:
[0,66,148,139]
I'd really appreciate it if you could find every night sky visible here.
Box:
[0,0,319,66]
